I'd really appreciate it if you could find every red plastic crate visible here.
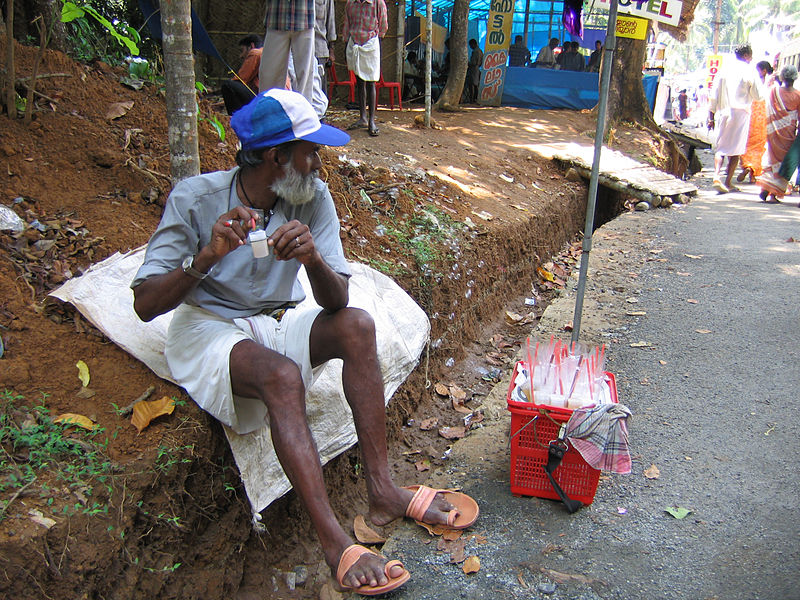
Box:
[506,361,617,504]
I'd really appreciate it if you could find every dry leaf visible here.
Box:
[449,385,467,401]
[626,297,639,303]
[626,311,646,316]
[131,396,175,432]
[28,509,56,529]
[449,539,466,563]
[419,417,438,431]
[414,459,431,472]
[75,387,96,399]
[434,382,450,396]
[630,341,650,348]
[686,299,699,304]
[54,413,96,430]
[353,515,386,544]
[105,100,134,120]
[695,329,712,334]
[505,310,524,323]
[452,397,472,414]
[438,426,466,440]
[659,360,667,365]
[442,529,463,541]
[537,266,556,282]
[416,521,448,536]
[467,533,488,544]
[76,360,90,387]
[684,254,702,259]
[462,556,481,574]
[644,464,660,479]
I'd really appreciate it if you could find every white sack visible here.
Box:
[50,246,429,516]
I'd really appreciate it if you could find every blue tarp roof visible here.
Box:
[406,0,607,52]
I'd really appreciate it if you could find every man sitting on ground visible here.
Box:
[508,35,531,67]
[221,34,263,115]
[131,89,479,596]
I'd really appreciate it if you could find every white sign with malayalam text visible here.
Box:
[597,0,683,27]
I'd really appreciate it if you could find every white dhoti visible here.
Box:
[346,36,380,82]
[165,304,323,435]
[715,108,751,156]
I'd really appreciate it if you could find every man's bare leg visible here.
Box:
[349,77,369,130]
[229,340,400,589]
[310,308,458,527]
[725,156,740,189]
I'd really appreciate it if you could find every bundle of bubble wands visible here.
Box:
[517,336,608,409]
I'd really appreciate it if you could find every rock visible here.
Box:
[293,565,309,587]
[634,201,651,211]
[565,167,582,182]
[538,581,557,594]
[675,194,690,204]
[283,571,296,591]
[649,194,662,207]
[662,196,674,207]
[0,144,16,157]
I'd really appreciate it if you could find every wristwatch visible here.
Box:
[182,255,210,280]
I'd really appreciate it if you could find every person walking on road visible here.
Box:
[707,44,761,194]
[737,61,773,184]
[758,65,800,203]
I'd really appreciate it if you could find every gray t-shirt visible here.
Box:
[131,167,351,319]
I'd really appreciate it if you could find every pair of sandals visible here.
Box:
[336,485,479,595]
[347,120,380,137]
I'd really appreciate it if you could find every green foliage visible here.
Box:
[153,443,194,474]
[0,390,114,521]
[59,0,140,64]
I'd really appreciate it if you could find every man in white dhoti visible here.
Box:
[343,0,387,137]
[707,44,761,194]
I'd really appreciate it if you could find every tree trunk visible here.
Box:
[33,0,67,53]
[602,34,687,177]
[604,36,655,129]
[4,0,14,117]
[435,0,468,111]
[160,0,200,183]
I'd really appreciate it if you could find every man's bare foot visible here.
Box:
[334,544,406,590]
[367,484,457,528]
[347,119,368,131]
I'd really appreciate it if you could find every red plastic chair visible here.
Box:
[328,64,355,102]
[376,72,402,110]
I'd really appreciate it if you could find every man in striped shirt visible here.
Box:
[343,0,388,136]
[259,0,316,104]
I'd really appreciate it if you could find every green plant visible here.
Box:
[60,1,140,64]
[153,443,194,474]
[0,390,114,521]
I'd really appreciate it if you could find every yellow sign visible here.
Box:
[706,54,723,92]
[615,16,648,40]
[415,12,447,55]
[479,0,515,106]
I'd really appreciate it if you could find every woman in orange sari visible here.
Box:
[737,61,773,183]
[758,65,800,203]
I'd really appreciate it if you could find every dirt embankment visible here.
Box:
[0,38,669,599]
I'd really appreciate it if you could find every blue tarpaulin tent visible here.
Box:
[138,0,225,64]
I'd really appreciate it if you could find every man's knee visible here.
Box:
[250,356,305,408]
[336,307,377,347]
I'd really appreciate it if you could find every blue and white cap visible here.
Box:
[231,88,350,150]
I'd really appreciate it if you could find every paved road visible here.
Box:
[378,152,800,600]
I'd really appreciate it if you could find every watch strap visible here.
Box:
[182,255,209,280]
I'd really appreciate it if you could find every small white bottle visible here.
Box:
[248,230,269,258]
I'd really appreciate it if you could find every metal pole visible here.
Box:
[425,0,432,127]
[571,0,618,343]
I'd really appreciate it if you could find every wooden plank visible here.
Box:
[553,150,697,197]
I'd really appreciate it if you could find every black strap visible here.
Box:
[544,440,584,513]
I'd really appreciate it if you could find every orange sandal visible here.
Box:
[402,484,479,529]
[336,544,410,596]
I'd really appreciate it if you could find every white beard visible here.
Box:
[271,162,318,206]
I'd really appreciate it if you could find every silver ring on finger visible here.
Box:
[295,236,301,248]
